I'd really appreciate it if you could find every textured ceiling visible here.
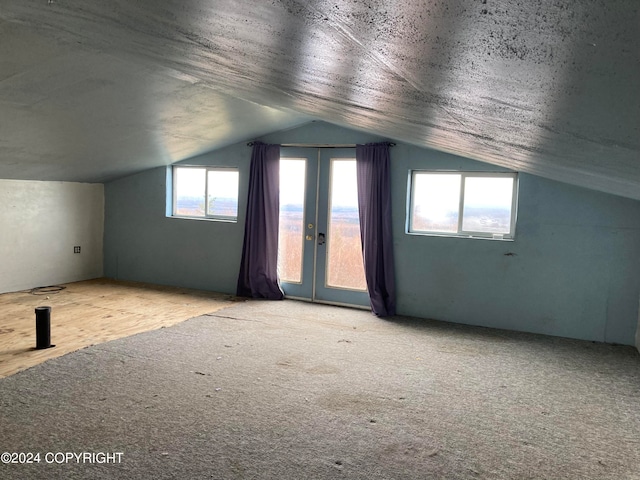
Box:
[1,0,638,198]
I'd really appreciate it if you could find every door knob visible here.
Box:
[305,235,313,241]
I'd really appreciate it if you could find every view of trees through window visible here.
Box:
[326,160,366,291]
[278,158,366,291]
[278,159,305,283]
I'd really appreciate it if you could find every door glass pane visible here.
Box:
[411,173,461,232]
[462,176,514,234]
[175,167,206,216]
[207,170,239,218]
[278,159,306,283]
[326,160,366,291]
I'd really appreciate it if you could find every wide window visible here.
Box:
[172,166,239,221]
[408,171,517,239]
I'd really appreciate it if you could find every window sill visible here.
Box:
[405,231,515,241]
[169,215,237,224]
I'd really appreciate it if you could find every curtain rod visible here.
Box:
[247,142,395,148]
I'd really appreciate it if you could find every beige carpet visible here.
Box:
[1,299,639,479]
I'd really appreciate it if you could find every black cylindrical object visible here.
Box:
[35,306,53,349]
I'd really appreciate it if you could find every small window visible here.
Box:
[173,166,239,222]
[408,171,517,239]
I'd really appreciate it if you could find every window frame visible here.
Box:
[171,165,239,223]
[407,170,518,240]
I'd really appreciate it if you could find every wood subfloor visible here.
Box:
[0,278,238,378]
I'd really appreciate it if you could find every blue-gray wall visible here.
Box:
[104,122,640,345]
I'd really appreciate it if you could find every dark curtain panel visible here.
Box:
[236,142,284,299]
[356,143,396,316]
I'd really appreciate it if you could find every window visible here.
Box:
[408,171,517,239]
[172,166,239,222]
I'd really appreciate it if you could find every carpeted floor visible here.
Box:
[1,299,639,479]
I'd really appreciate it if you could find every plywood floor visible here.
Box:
[0,278,239,378]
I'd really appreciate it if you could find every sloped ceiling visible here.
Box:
[1,0,638,198]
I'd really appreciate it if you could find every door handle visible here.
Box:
[318,233,326,245]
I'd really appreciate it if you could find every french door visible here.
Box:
[277,148,369,308]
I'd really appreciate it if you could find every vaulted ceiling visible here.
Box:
[1,1,638,198]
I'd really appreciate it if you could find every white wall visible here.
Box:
[0,179,104,294]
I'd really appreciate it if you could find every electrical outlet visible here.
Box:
[74,246,81,254]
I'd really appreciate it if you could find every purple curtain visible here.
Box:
[236,142,284,299]
[356,143,396,316]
